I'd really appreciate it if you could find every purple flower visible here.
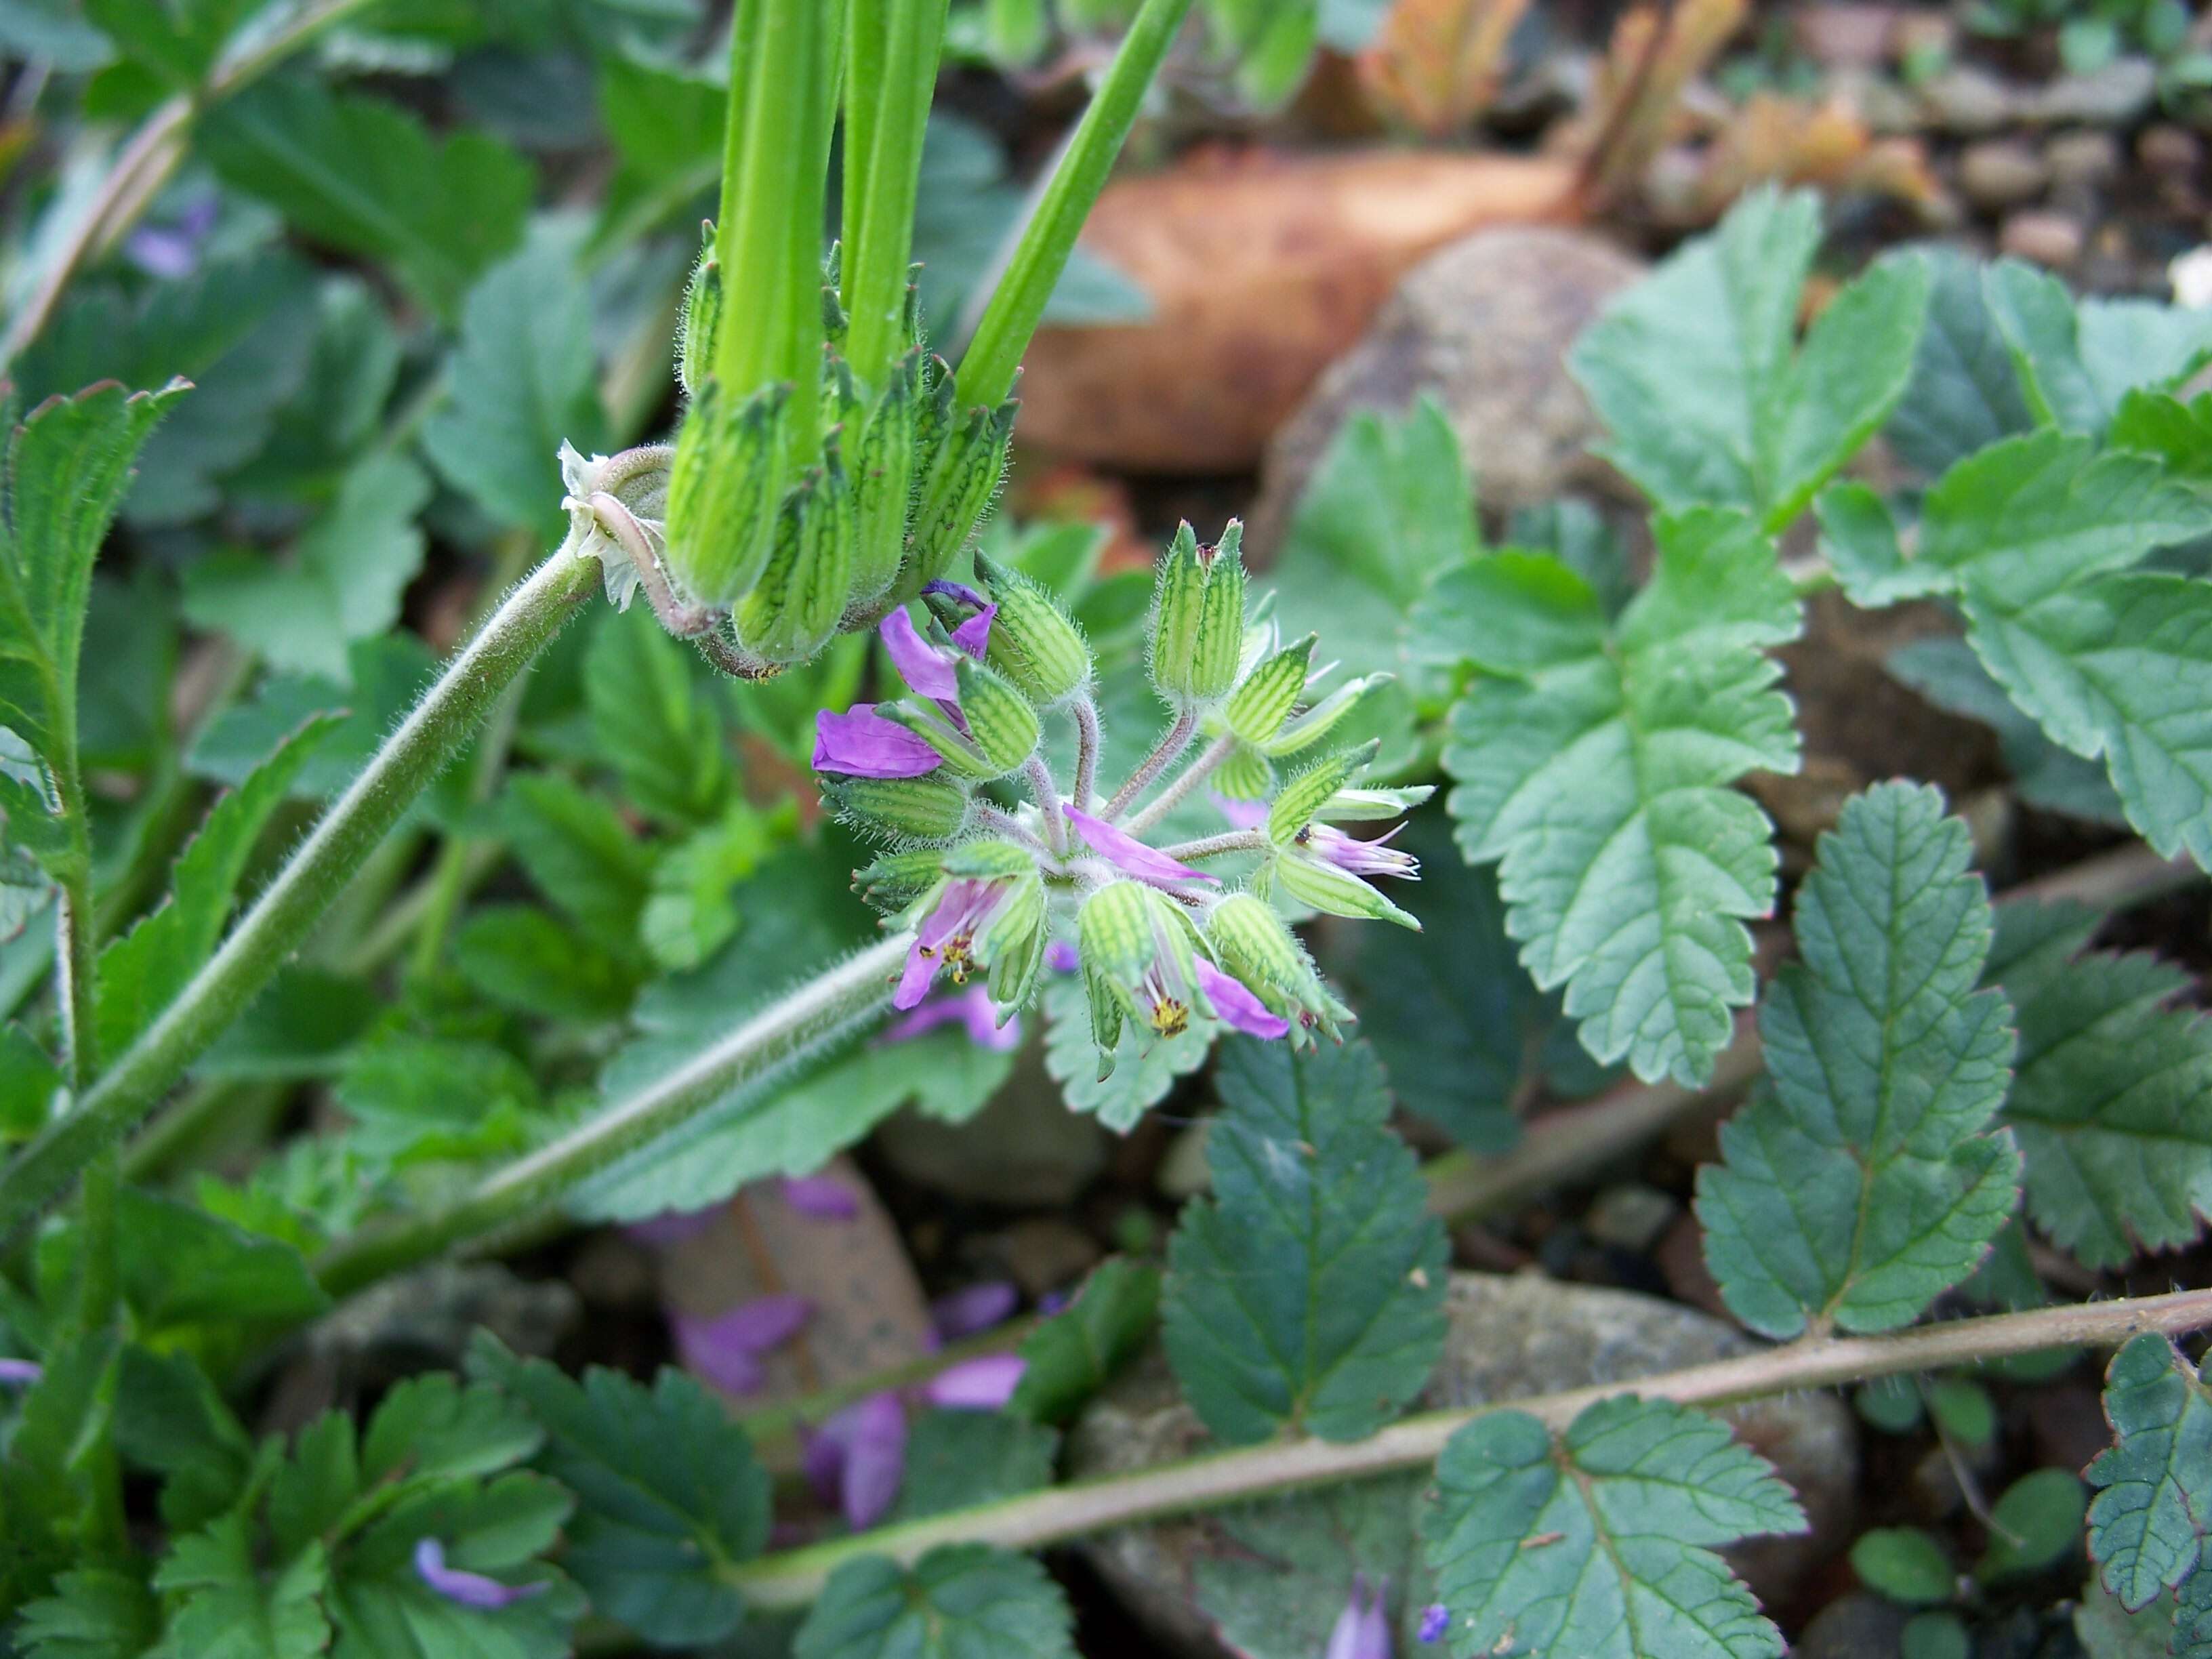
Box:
[0,1358,41,1387]
[123,197,217,280]
[672,1294,813,1395]
[880,602,994,704]
[1046,940,1081,974]
[897,876,1019,1010]
[413,1538,546,1611]
[1325,1574,1391,1659]
[922,1354,1027,1410]
[1305,822,1418,880]
[813,704,941,779]
[883,984,1023,1050]
[1064,805,1218,890]
[781,1174,859,1221]
[1212,793,1269,831]
[804,1392,907,1528]
[624,1207,718,1248]
[1418,1603,1450,1644]
[930,1282,1019,1343]
[1194,958,1290,1040]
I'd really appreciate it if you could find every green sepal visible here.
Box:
[678,223,720,401]
[972,549,1092,705]
[941,838,1038,882]
[730,449,856,663]
[820,239,848,350]
[1205,892,1350,1044]
[1224,632,1315,745]
[903,393,1017,601]
[953,655,1042,777]
[820,771,971,844]
[875,700,994,779]
[1317,784,1435,822]
[663,380,790,606]
[1276,851,1419,930]
[1190,520,1246,701]
[988,897,1049,1010]
[854,848,947,911]
[1077,879,1156,988]
[1267,740,1378,847]
[1148,523,1206,700]
[1212,743,1274,800]
[1267,672,1388,756]
[846,348,920,610]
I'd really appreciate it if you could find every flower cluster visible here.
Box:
[813,520,1424,1080]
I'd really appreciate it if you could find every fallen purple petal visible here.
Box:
[1195,958,1290,1040]
[924,579,989,612]
[1418,1603,1450,1643]
[672,1294,813,1395]
[413,1538,546,1611]
[0,1358,41,1386]
[930,1281,1020,1342]
[1324,1574,1391,1659]
[922,1354,1027,1410]
[806,1392,908,1529]
[623,1207,718,1249]
[1064,805,1218,889]
[813,705,941,779]
[781,1174,859,1221]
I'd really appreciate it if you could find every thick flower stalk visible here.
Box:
[814,520,1425,1078]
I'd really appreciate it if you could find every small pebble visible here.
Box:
[1583,1184,1681,1254]
[1999,209,2085,268]
[2140,123,2205,176]
[1918,64,2015,135]
[1959,139,2048,211]
[2044,129,2121,192]
[2032,58,2156,126]
[1792,3,1899,70]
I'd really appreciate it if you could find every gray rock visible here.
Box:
[2000,209,2086,269]
[874,1052,1106,1206]
[1246,228,1646,558]
[2045,129,2122,193]
[1958,139,2049,211]
[1917,65,2019,135]
[2031,58,2158,126]
[1069,1270,1859,1658]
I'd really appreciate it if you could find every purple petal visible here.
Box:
[1311,822,1418,880]
[414,1538,546,1611]
[1046,940,1081,974]
[1212,793,1269,831]
[1036,1288,1073,1316]
[922,1354,1027,1410]
[949,602,996,660]
[1195,959,1290,1040]
[880,609,960,701]
[623,1207,718,1249]
[781,1175,859,1221]
[673,1295,813,1393]
[1325,1575,1391,1659]
[805,1393,908,1529]
[1418,1603,1450,1644]
[924,579,989,612]
[814,705,941,779]
[884,985,1019,1050]
[124,226,199,281]
[930,1282,1019,1342]
[894,937,941,1010]
[0,1358,41,1386]
[1064,806,1218,889]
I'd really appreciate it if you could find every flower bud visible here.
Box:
[1149,520,1246,704]
[854,847,948,911]
[730,453,855,664]
[1275,851,1418,929]
[844,348,920,612]
[663,382,789,605]
[902,393,1018,601]
[820,771,971,844]
[972,550,1091,705]
[1076,880,1201,1071]
[677,224,720,401]
[1205,893,1352,1045]
[1224,632,1315,747]
[952,656,1042,776]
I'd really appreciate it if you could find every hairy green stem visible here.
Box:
[0,546,603,1245]
[726,1286,2212,1610]
[1151,828,1268,863]
[955,0,1195,407]
[1101,708,1195,821]
[1123,733,1235,836]
[312,933,912,1296]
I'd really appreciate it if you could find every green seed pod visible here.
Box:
[1078,880,1155,990]
[1148,522,1206,699]
[853,846,948,911]
[901,395,1017,601]
[819,771,971,844]
[1190,520,1247,701]
[677,224,720,401]
[846,348,919,611]
[663,381,789,606]
[1224,632,1315,746]
[1275,852,1419,929]
[973,549,1092,705]
[954,655,1042,777]
[729,451,855,664]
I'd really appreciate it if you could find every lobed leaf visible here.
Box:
[1697,783,2019,1338]
[792,1544,1078,1659]
[2087,1334,2212,1613]
[1984,259,2212,438]
[1007,1256,1160,1426]
[1439,509,1801,1086]
[1161,1038,1446,1446]
[1420,1394,1805,1658]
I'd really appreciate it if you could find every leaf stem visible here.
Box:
[725,1286,2212,1610]
[1101,709,1195,821]
[1124,734,1237,836]
[1151,830,1270,863]
[311,933,913,1296]
[0,544,604,1246]
[1025,756,1067,854]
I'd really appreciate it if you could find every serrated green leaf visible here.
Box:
[1570,186,1929,531]
[1041,960,1214,1130]
[1697,783,2019,1338]
[1441,510,1802,1086]
[1884,246,2035,478]
[0,1333,122,1622]
[496,773,654,960]
[336,1032,538,1169]
[0,380,185,780]
[1888,636,2125,825]
[1162,1038,1446,1445]
[466,1336,771,1648]
[2113,390,2212,485]
[193,966,378,1084]
[1420,1395,1805,1659]
[1976,1467,2087,1582]
[200,79,533,319]
[888,1408,1059,1523]
[361,1374,541,1490]
[0,1023,62,1141]
[115,1345,253,1531]
[792,1544,1077,1659]
[232,275,401,505]
[83,0,251,87]
[180,452,430,681]
[452,903,636,1023]
[115,1188,329,1347]
[583,605,730,829]
[639,800,792,972]
[16,1568,159,1658]
[1986,904,2212,1269]
[592,50,722,246]
[96,712,335,1061]
[1007,1256,1160,1426]
[421,234,607,537]
[1984,259,2212,437]
[150,1518,330,1659]
[1192,1473,1422,1659]
[2088,1334,2212,1613]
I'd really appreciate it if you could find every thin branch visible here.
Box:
[1101,708,1195,821]
[1070,693,1102,813]
[1152,830,1271,863]
[1123,733,1236,837]
[726,1286,2212,1610]
[1025,756,1067,854]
